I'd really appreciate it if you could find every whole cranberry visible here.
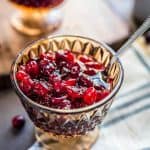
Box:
[83,87,97,105]
[56,50,74,65]
[84,69,97,76]
[71,101,86,109]
[53,80,63,93]
[85,62,105,70]
[19,77,33,94]
[79,55,93,63]
[70,63,81,77]
[39,59,55,76]
[63,79,76,86]
[64,50,75,63]
[16,70,29,81]
[26,60,39,77]
[52,99,71,109]
[96,90,110,102]
[33,82,49,96]
[12,115,25,129]
[40,52,55,61]
[78,74,93,87]
[67,86,83,99]
[60,66,70,79]
[49,72,61,83]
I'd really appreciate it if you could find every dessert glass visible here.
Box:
[8,0,64,36]
[10,35,124,150]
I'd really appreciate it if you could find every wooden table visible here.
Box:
[0,0,132,149]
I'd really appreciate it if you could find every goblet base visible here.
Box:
[35,127,99,150]
[11,9,62,36]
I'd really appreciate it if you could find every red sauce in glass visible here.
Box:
[16,50,111,110]
[10,0,64,8]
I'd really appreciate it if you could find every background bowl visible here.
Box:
[8,0,65,36]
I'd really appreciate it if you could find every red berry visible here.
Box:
[83,87,97,105]
[39,59,55,76]
[55,50,66,63]
[56,50,74,64]
[12,115,25,129]
[85,62,105,70]
[53,80,63,93]
[19,78,33,94]
[96,90,110,101]
[33,82,49,96]
[65,50,75,63]
[40,52,55,61]
[16,70,29,81]
[51,96,71,109]
[71,101,86,109]
[57,100,71,109]
[78,74,93,87]
[51,95,67,104]
[26,60,39,77]
[70,63,80,77]
[49,72,61,83]
[63,79,76,86]
[84,69,97,75]
[67,86,83,99]
[60,66,70,78]
[79,55,93,63]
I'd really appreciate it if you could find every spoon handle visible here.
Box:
[117,16,150,56]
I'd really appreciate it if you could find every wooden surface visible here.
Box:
[0,0,130,76]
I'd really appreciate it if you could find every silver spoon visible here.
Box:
[91,17,150,89]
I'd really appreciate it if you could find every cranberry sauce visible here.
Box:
[10,0,64,8]
[16,50,111,109]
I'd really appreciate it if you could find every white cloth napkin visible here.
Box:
[29,47,150,150]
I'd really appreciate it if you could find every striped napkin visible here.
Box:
[92,46,150,150]
[29,46,150,150]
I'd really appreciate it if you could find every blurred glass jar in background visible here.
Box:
[133,0,150,24]
[9,0,64,36]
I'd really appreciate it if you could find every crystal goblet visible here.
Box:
[10,35,124,150]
